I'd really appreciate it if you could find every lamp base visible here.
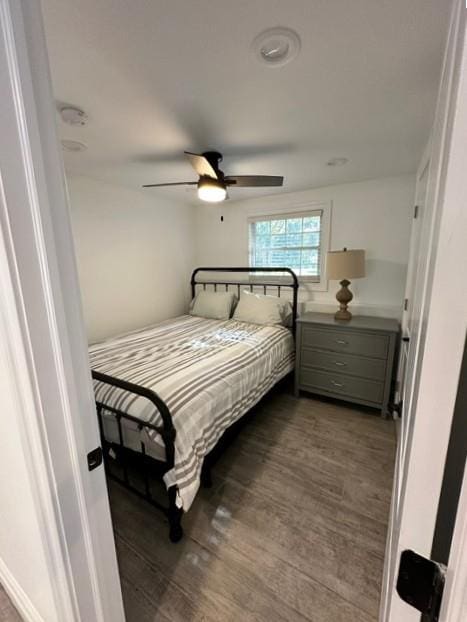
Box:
[335,279,353,321]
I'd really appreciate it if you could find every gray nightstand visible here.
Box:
[295,312,399,416]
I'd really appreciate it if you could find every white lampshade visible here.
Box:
[326,249,366,280]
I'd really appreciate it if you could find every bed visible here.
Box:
[91,267,299,541]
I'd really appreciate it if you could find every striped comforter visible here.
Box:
[89,315,294,510]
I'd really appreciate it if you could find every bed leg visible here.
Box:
[167,486,183,543]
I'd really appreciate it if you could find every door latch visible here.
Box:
[87,446,103,471]
[397,550,446,621]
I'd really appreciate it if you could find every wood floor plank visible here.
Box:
[112,494,310,622]
[0,584,21,622]
[109,392,396,622]
[189,470,387,617]
[119,575,172,622]
[186,499,379,621]
[116,535,221,622]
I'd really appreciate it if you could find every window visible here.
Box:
[249,210,323,281]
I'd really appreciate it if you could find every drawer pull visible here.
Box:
[334,361,346,367]
[335,339,348,345]
[331,381,345,388]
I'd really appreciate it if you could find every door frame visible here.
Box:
[0,1,124,620]
[439,465,467,621]
[382,0,467,619]
[2,0,466,621]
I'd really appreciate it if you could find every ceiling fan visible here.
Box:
[142,151,284,202]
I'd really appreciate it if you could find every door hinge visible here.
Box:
[404,298,409,311]
[87,446,103,471]
[397,550,446,621]
[414,204,420,218]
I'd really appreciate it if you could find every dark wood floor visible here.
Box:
[110,391,396,622]
[0,584,21,622]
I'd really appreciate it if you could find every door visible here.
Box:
[393,150,430,513]
[381,1,467,620]
[0,1,124,620]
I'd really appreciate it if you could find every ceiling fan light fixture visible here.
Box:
[197,177,227,203]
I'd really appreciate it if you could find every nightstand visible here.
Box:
[294,312,399,416]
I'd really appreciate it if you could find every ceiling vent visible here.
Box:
[61,139,87,152]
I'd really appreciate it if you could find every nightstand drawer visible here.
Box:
[301,348,386,381]
[301,326,389,359]
[299,368,384,404]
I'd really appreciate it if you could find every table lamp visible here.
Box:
[326,248,366,320]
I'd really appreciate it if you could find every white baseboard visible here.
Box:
[0,558,45,622]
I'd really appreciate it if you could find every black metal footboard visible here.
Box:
[91,370,184,542]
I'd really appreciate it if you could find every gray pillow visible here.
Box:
[190,290,236,320]
[232,290,292,326]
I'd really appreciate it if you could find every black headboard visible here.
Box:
[190,267,299,335]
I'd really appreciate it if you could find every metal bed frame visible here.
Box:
[92,266,299,542]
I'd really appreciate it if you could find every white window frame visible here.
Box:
[246,201,331,290]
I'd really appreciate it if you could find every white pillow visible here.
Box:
[232,290,293,326]
[190,290,236,320]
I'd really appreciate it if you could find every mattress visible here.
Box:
[89,314,295,510]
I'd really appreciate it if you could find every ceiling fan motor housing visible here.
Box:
[202,151,224,177]
[197,175,226,190]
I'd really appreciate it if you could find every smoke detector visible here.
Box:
[61,139,87,152]
[59,105,88,127]
[252,27,301,67]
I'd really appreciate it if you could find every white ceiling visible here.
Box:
[41,0,450,204]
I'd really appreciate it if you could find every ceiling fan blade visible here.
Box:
[142,181,198,188]
[184,151,218,179]
[224,175,284,187]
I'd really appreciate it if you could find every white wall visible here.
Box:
[69,175,414,339]
[195,175,415,318]
[68,176,195,342]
